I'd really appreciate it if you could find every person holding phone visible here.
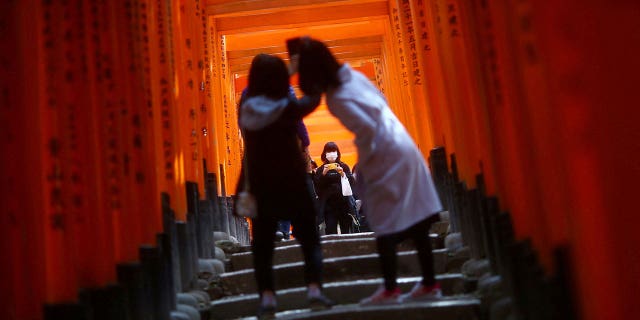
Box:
[314,141,356,235]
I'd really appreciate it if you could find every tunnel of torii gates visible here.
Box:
[1,0,639,319]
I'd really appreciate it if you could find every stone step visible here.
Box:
[221,250,450,295]
[210,275,470,319]
[275,231,443,247]
[272,299,481,320]
[318,232,376,241]
[232,233,377,254]
[231,235,444,271]
[232,238,389,271]
[272,232,376,248]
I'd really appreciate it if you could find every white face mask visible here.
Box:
[325,152,338,162]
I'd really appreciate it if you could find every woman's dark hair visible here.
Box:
[286,37,300,57]
[320,141,342,163]
[291,37,342,95]
[246,53,290,99]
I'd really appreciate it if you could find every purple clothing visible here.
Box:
[296,119,310,148]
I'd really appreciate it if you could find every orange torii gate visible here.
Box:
[2,1,640,320]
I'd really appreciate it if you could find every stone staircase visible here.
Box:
[208,221,482,319]
[102,146,571,320]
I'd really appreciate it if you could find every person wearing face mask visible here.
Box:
[314,141,356,235]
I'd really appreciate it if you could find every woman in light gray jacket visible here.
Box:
[289,36,444,305]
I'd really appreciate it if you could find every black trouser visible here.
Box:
[375,214,440,291]
[277,220,291,239]
[324,196,353,234]
[252,212,323,293]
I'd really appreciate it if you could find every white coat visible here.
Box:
[326,64,442,236]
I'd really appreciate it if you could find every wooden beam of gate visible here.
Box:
[228,19,386,42]
[206,0,386,17]
[226,35,383,58]
[226,36,383,72]
[212,1,388,32]
[229,46,382,73]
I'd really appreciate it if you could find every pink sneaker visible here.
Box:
[359,286,401,306]
[400,282,442,302]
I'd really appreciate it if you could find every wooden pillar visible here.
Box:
[171,0,201,199]
[212,33,241,196]
[386,0,418,140]
[208,17,229,196]
[144,0,185,220]
[428,0,470,175]
[428,0,491,187]
[413,0,457,156]
[1,2,49,319]
[196,0,215,188]
[36,1,83,304]
[396,0,436,154]
[185,0,204,189]
[467,0,553,265]
[111,0,163,249]
[95,0,144,262]
[75,0,121,285]
[528,1,640,319]
[201,11,217,181]
[458,0,506,197]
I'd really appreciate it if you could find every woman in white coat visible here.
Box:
[288,36,444,305]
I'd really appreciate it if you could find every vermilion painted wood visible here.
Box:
[461,0,560,270]
[196,0,214,194]
[414,0,456,154]
[488,0,554,265]
[201,11,218,178]
[396,0,435,154]
[0,3,16,318]
[427,0,470,167]
[460,0,505,197]
[102,0,143,262]
[213,1,388,32]
[430,0,485,187]
[190,0,208,198]
[41,0,81,304]
[69,0,113,287]
[387,0,418,141]
[173,0,197,200]
[133,0,164,244]
[179,0,207,198]
[112,0,161,248]
[2,2,48,319]
[148,0,187,219]
[452,0,498,195]
[530,1,640,319]
[218,34,241,195]
[208,15,227,196]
